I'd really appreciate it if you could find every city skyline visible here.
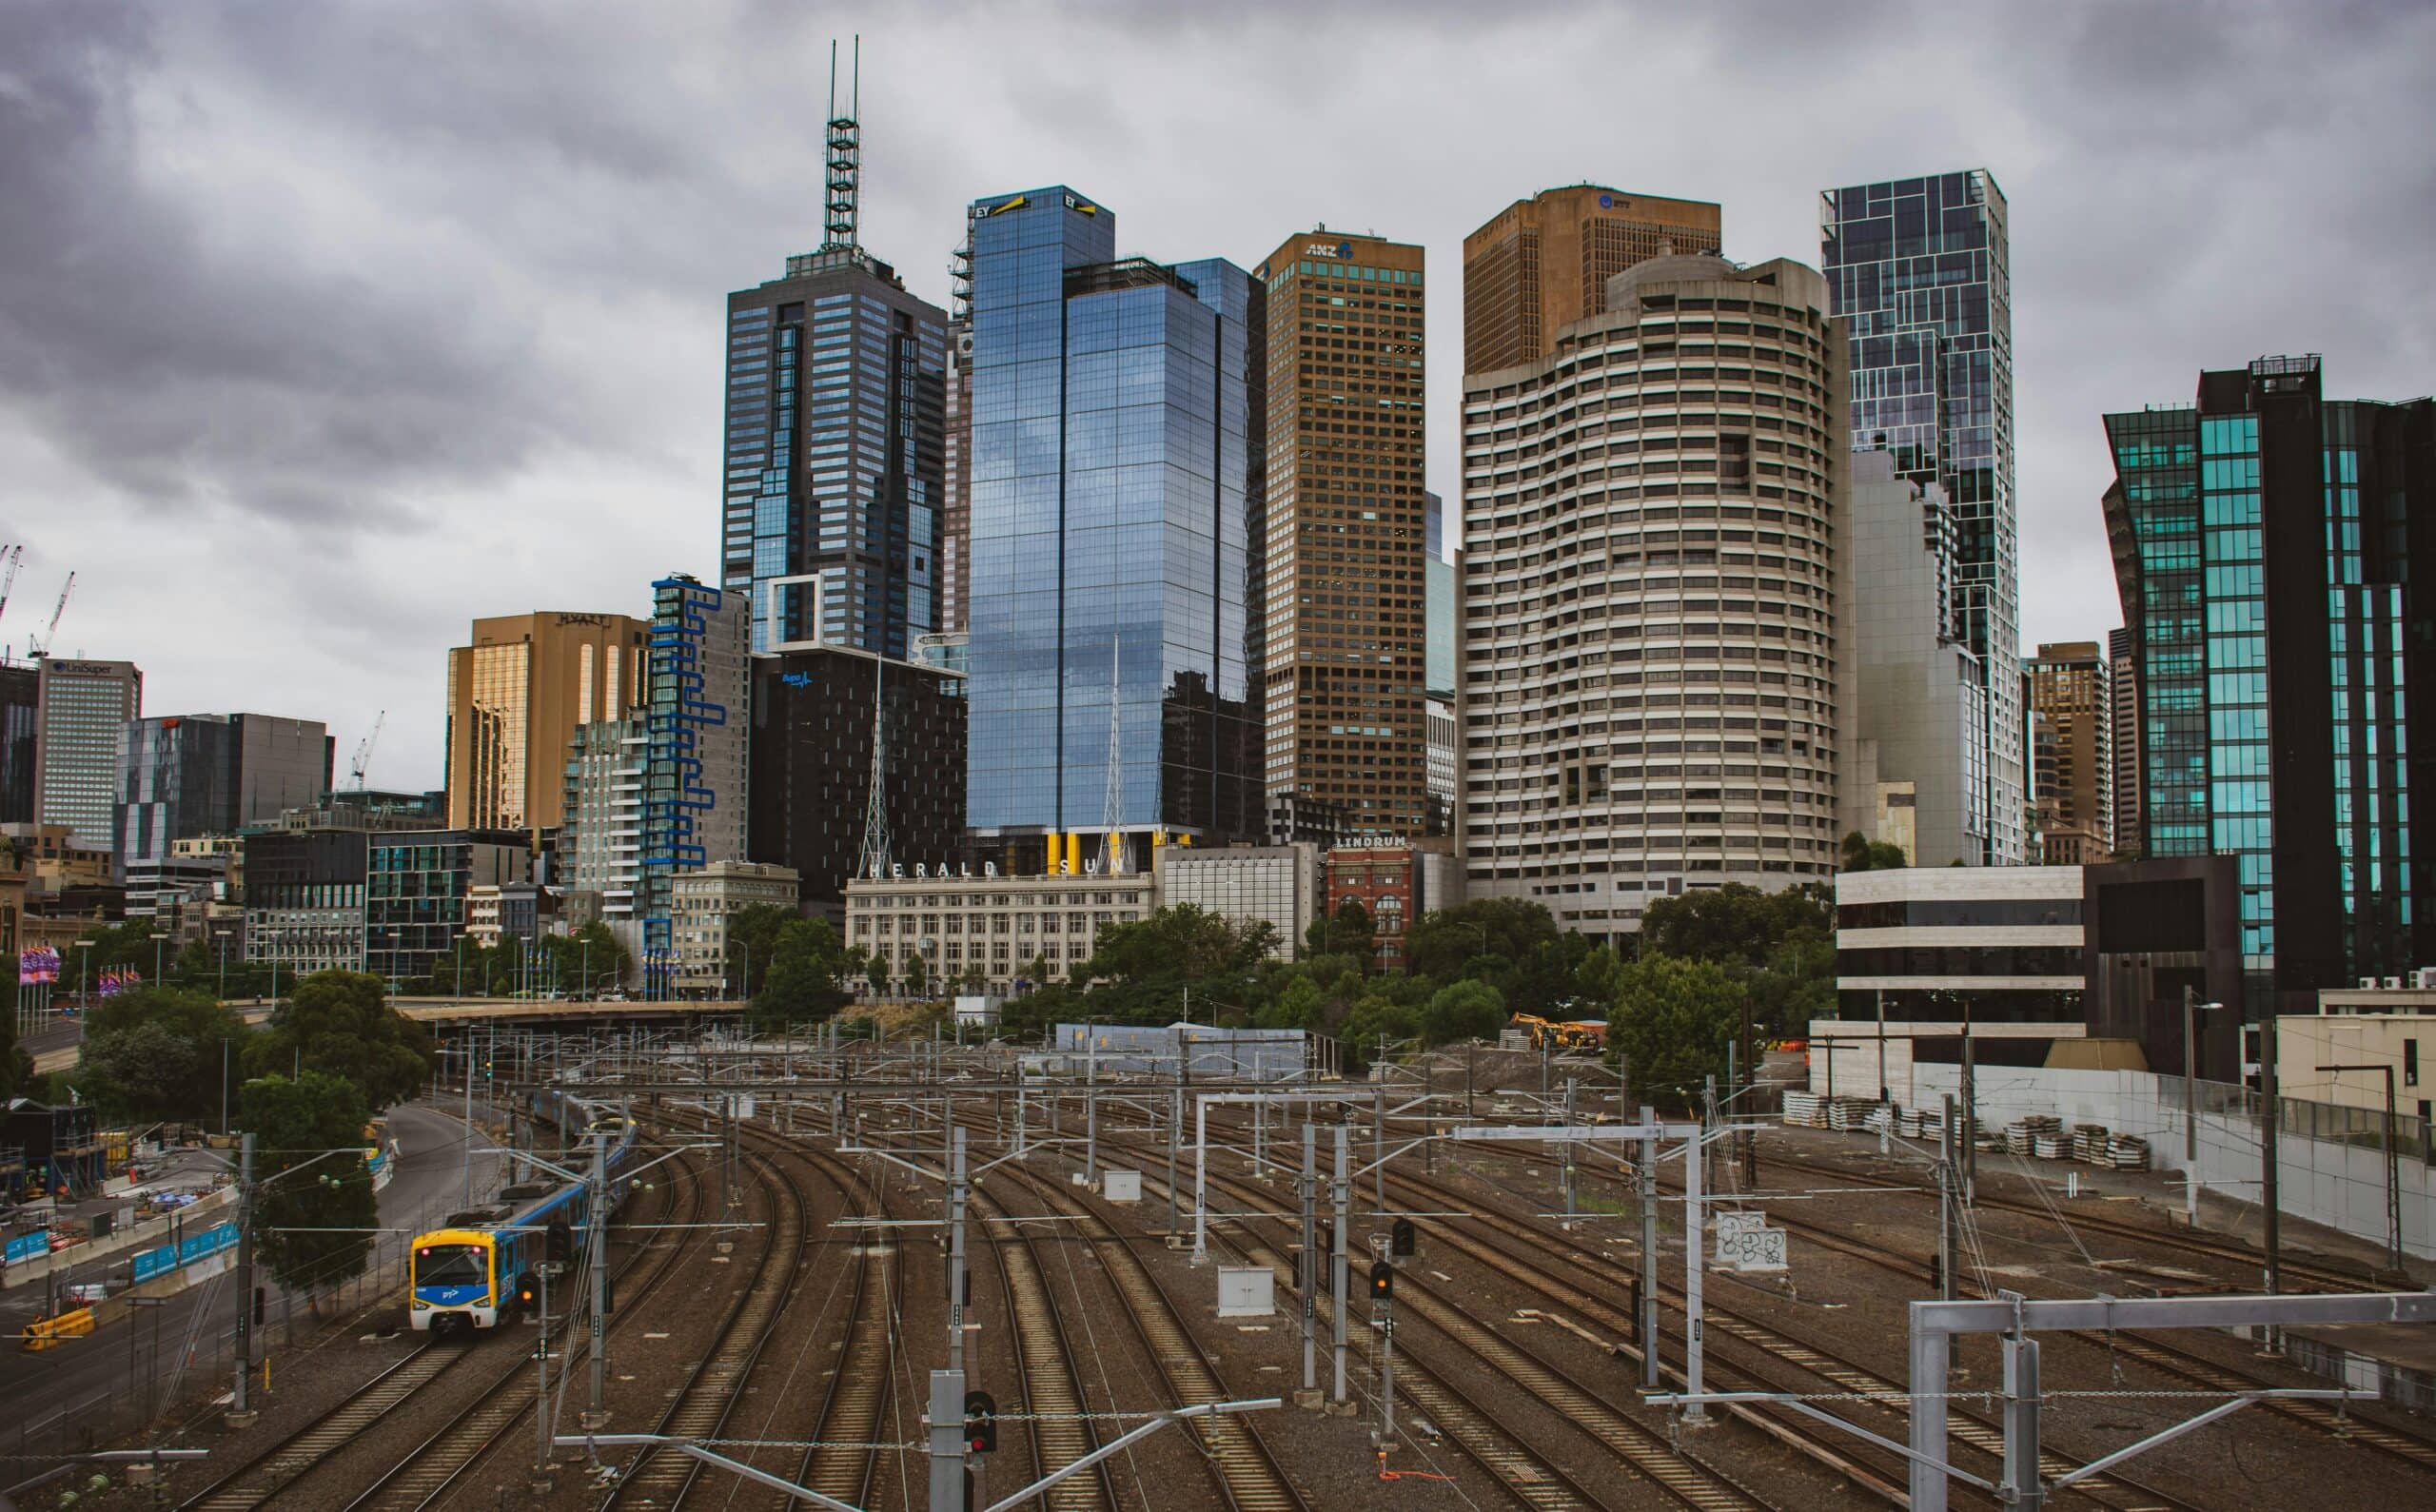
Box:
[6,3,2434,789]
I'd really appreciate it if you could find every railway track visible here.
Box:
[992,1160,1315,1512]
[177,1119,697,1512]
[792,1143,900,1512]
[336,1137,714,1512]
[1174,1158,1730,1512]
[971,1178,1116,1511]
[1594,1137,2436,1477]
[1384,1161,2206,1512]
[595,1115,811,1509]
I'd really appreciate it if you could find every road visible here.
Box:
[0,1103,501,1458]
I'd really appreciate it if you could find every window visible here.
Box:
[2407,1039,2421,1089]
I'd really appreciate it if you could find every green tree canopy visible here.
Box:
[1609,954,1745,1104]
[1403,899,1559,981]
[243,972,434,1111]
[74,986,249,1124]
[1840,830,1909,872]
[754,917,852,1027]
[1420,978,1507,1048]
[1304,899,1376,970]
[726,904,796,997]
[1082,905,1275,988]
[1638,883,1831,969]
[240,1071,377,1300]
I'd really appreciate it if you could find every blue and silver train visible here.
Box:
[409,1090,638,1333]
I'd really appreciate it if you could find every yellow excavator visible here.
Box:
[1511,1013,1608,1053]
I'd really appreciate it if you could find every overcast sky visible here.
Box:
[6,1,2431,793]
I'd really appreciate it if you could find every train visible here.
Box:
[409,1090,639,1334]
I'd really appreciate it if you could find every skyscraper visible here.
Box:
[115,713,329,913]
[32,657,140,854]
[2025,641,2111,865]
[444,611,646,838]
[962,187,1264,869]
[0,663,37,825]
[2107,626,2140,858]
[1463,186,1721,374]
[638,576,749,967]
[1254,230,1427,843]
[720,59,947,658]
[2106,354,2436,1016]
[1424,490,1458,838]
[1821,168,2024,866]
[1836,450,1977,867]
[1462,251,1847,941]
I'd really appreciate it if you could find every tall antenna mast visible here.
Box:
[857,657,891,879]
[823,35,862,252]
[1101,636,1124,874]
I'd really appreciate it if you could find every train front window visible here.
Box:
[416,1245,486,1287]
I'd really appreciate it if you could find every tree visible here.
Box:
[904,952,931,999]
[74,986,249,1124]
[243,972,435,1112]
[0,956,27,1100]
[1404,899,1559,981]
[240,1071,377,1304]
[1420,978,1506,1047]
[1254,975,1326,1032]
[1840,831,1908,873]
[755,918,851,1027]
[726,905,796,997]
[1609,954,1743,1104]
[1638,883,1830,969]
[1304,899,1376,970]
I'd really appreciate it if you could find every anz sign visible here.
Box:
[1305,241,1355,261]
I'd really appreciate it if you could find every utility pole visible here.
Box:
[1961,1002,1977,1202]
[534,1260,553,1483]
[948,1126,969,1373]
[1331,1123,1349,1404]
[1085,1030,1098,1186]
[230,1133,257,1424]
[1637,1109,1660,1390]
[2262,1015,2282,1340]
[585,1129,609,1428]
[1167,1086,1181,1239]
[2317,1063,2404,1274]
[461,1038,476,1210]
[1939,1094,1960,1301]
[1301,1124,1318,1395]
[1681,1116,1707,1424]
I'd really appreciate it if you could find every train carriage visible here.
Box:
[410,1095,637,1333]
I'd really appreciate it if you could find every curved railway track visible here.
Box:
[1174,1157,1735,1512]
[789,1143,900,1512]
[991,1160,1315,1512]
[580,1105,812,1511]
[970,1177,1116,1512]
[1382,1160,2207,1512]
[176,1118,698,1512]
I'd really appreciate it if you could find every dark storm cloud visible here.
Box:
[0,2,566,529]
[3,0,2431,789]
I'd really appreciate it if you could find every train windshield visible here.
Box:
[416,1245,486,1287]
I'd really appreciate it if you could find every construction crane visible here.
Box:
[0,544,22,629]
[29,571,72,658]
[348,710,385,793]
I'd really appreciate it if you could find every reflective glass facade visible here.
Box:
[722,251,948,658]
[2107,356,2436,1016]
[963,187,1264,853]
[1821,170,2023,865]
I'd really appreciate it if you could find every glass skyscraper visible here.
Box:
[962,187,1264,865]
[2106,356,2436,1018]
[1821,169,2024,865]
[722,249,947,658]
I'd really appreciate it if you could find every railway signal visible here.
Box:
[1368,1258,1394,1302]
[1390,1218,1416,1258]
[963,1389,997,1454]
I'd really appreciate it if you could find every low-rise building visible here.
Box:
[672,861,799,995]
[1817,865,2087,1101]
[0,823,112,900]
[845,872,1155,996]
[1324,840,1460,971]
[365,830,527,985]
[2282,980,2436,1129]
[1157,845,1320,961]
[466,882,552,952]
[243,828,368,978]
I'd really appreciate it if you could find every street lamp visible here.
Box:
[149,930,168,985]
[215,928,233,1004]
[2181,987,2226,1227]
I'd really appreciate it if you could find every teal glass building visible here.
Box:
[2106,356,2436,1018]
[962,187,1265,861]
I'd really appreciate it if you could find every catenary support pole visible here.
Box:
[928,1368,966,1512]
[1940,1094,1959,1301]
[1639,1107,1660,1392]
[2002,1332,2042,1512]
[1301,1123,1317,1394]
[231,1132,256,1421]
[586,1128,609,1426]
[1682,1119,1706,1424]
[949,1126,969,1374]
[1332,1123,1349,1404]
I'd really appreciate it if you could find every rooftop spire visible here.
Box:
[823,36,862,253]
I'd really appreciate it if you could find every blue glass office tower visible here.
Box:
[722,251,948,658]
[2106,356,2436,1020]
[963,187,1264,865]
[1822,170,2024,866]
